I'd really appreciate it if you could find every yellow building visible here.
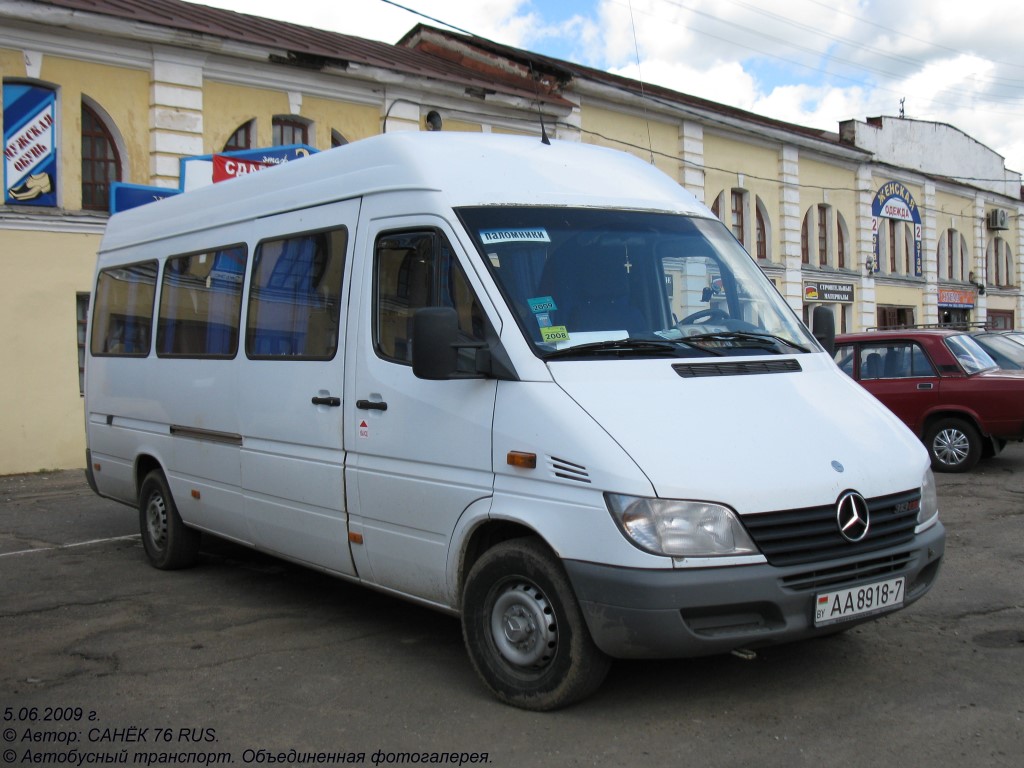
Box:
[2,0,1022,474]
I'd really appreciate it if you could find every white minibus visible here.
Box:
[85,132,944,710]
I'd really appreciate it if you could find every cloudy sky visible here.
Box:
[198,0,1024,175]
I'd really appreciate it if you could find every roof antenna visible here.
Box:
[528,61,551,145]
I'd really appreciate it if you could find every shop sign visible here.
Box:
[109,145,319,212]
[181,144,317,191]
[937,288,975,309]
[212,154,271,182]
[804,281,854,303]
[872,181,923,277]
[3,84,58,207]
[109,182,180,214]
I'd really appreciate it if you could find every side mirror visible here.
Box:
[812,305,836,356]
[412,307,461,380]
[412,307,518,381]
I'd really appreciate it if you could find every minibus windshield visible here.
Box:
[457,207,816,359]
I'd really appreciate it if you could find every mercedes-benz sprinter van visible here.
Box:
[85,132,944,710]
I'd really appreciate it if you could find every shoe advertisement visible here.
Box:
[4,83,58,207]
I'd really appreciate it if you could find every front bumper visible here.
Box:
[564,521,945,659]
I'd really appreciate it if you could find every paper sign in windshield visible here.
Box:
[528,296,558,314]
[540,326,569,343]
[480,228,551,244]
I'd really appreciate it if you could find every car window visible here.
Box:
[833,344,854,376]
[859,342,936,380]
[945,334,997,374]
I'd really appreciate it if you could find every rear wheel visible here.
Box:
[925,418,981,473]
[139,470,201,569]
[461,537,610,711]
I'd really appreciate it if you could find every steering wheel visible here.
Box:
[679,307,729,325]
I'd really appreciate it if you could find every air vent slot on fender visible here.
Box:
[673,359,802,378]
[549,456,591,484]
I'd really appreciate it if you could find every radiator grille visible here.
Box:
[743,489,920,569]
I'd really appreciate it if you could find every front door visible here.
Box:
[239,199,359,576]
[857,340,940,433]
[345,220,498,605]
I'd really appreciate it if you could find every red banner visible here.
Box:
[212,154,271,183]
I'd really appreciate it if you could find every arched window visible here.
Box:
[273,115,311,146]
[223,120,254,152]
[836,213,849,269]
[937,228,969,281]
[713,188,770,260]
[987,237,1015,288]
[799,205,851,270]
[875,219,914,276]
[755,200,769,260]
[81,100,122,211]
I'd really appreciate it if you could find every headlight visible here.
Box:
[918,468,940,529]
[606,494,758,557]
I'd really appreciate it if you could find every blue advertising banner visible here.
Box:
[109,182,181,214]
[4,84,58,207]
[871,181,923,277]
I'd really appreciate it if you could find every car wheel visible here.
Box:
[139,469,201,569]
[925,418,981,473]
[461,537,610,711]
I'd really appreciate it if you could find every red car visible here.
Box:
[834,328,1024,472]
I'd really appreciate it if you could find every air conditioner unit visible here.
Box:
[987,209,1009,230]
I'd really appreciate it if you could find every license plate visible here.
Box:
[814,577,905,627]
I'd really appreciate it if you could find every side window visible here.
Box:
[90,261,157,356]
[246,228,347,359]
[860,342,936,380]
[375,230,486,367]
[156,246,247,357]
[833,343,854,376]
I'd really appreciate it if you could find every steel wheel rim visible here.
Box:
[145,492,168,551]
[489,580,557,669]
[933,428,970,467]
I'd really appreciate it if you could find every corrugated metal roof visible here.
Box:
[27,0,572,108]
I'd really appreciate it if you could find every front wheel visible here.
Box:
[461,537,610,711]
[139,469,201,569]
[925,418,981,473]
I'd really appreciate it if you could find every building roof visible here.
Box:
[27,0,573,109]
[399,24,845,148]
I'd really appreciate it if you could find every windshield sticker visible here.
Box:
[540,326,570,344]
[480,228,551,245]
[488,252,501,268]
[535,312,552,328]
[528,296,558,314]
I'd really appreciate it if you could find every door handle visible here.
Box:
[356,399,388,411]
[917,383,933,390]
[311,396,342,407]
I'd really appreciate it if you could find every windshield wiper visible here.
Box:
[543,338,724,360]
[683,331,811,353]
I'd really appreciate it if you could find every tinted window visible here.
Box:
[246,228,347,359]
[157,246,246,357]
[90,262,157,356]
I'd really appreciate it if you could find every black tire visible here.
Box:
[138,469,201,569]
[925,418,981,473]
[461,537,610,711]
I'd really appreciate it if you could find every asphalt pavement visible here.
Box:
[1,446,1022,768]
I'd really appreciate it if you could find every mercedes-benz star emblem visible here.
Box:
[836,491,870,542]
